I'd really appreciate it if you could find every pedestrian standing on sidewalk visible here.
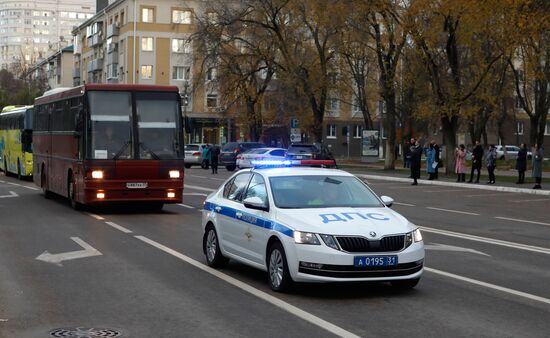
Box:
[532,143,544,189]
[516,143,528,184]
[425,142,436,180]
[432,140,440,179]
[468,140,483,183]
[455,144,466,182]
[410,140,422,185]
[486,144,497,184]
[202,144,212,169]
[210,145,220,174]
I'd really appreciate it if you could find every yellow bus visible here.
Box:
[0,105,34,179]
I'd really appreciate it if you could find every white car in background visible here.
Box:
[495,145,532,160]
[235,148,287,169]
[184,144,208,168]
[201,165,424,292]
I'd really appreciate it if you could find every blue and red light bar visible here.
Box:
[251,159,337,168]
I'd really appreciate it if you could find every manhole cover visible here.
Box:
[49,327,121,338]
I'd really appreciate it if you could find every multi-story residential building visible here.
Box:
[72,0,227,144]
[26,45,74,89]
[0,0,95,73]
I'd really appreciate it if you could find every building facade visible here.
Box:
[26,45,74,89]
[0,0,95,73]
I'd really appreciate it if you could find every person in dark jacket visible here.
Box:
[468,140,483,183]
[410,139,422,185]
[515,143,528,184]
[210,145,220,174]
[486,145,497,184]
[532,143,544,189]
[432,140,440,179]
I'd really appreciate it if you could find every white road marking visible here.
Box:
[184,184,216,192]
[420,226,550,255]
[424,243,490,256]
[35,237,102,266]
[210,177,226,181]
[509,198,550,203]
[495,216,550,227]
[183,192,208,197]
[134,235,360,338]
[425,267,550,306]
[105,221,133,233]
[393,202,416,207]
[423,189,468,193]
[387,185,420,189]
[464,193,511,197]
[87,213,105,221]
[425,207,479,216]
[1,181,39,190]
[188,174,208,179]
[177,203,195,209]
[0,191,18,198]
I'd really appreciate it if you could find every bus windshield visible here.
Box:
[88,91,133,159]
[136,92,182,159]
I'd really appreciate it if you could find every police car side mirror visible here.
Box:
[380,196,394,208]
[243,197,269,212]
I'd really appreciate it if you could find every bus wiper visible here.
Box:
[139,142,160,160]
[112,141,131,160]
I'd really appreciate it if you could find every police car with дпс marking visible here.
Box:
[202,162,424,291]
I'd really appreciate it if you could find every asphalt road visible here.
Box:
[0,167,549,338]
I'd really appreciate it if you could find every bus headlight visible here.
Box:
[91,170,104,179]
[169,170,180,178]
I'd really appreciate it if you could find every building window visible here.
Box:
[515,121,524,135]
[206,94,218,108]
[142,7,154,23]
[515,95,523,109]
[172,39,191,53]
[107,64,118,79]
[141,37,153,51]
[207,67,217,81]
[172,9,192,24]
[353,125,362,138]
[326,124,336,139]
[141,65,153,79]
[172,66,190,80]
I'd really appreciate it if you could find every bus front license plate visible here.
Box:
[127,182,148,189]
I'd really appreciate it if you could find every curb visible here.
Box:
[357,174,550,196]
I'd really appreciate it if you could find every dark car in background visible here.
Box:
[219,142,266,171]
[286,143,337,166]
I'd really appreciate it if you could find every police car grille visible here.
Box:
[336,235,405,253]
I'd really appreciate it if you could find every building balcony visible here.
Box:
[87,58,103,73]
[72,68,80,79]
[106,24,119,38]
[107,43,118,54]
[87,33,102,48]
[106,53,118,65]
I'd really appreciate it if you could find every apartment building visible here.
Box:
[26,45,74,89]
[71,0,229,144]
[0,0,95,73]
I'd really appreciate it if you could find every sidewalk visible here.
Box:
[338,161,550,195]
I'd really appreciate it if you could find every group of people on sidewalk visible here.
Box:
[405,138,544,189]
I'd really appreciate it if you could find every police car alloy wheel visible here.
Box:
[267,242,292,292]
[204,225,228,267]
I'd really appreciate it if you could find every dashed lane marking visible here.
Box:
[393,202,416,207]
[420,226,550,255]
[426,267,550,306]
[464,193,512,197]
[425,207,479,216]
[495,216,550,227]
[177,203,195,209]
[104,221,133,233]
[134,235,361,338]
[87,213,105,221]
[423,189,468,193]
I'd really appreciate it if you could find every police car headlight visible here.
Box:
[412,228,423,242]
[319,234,340,251]
[294,231,320,245]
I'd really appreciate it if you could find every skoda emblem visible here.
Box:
[369,231,377,238]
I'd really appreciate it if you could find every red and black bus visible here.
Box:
[33,84,185,209]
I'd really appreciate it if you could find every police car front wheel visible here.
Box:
[267,242,293,292]
[204,225,228,268]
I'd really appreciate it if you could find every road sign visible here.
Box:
[290,118,299,129]
[290,127,301,143]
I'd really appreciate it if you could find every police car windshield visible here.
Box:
[269,175,383,209]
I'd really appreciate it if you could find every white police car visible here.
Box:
[202,163,424,291]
